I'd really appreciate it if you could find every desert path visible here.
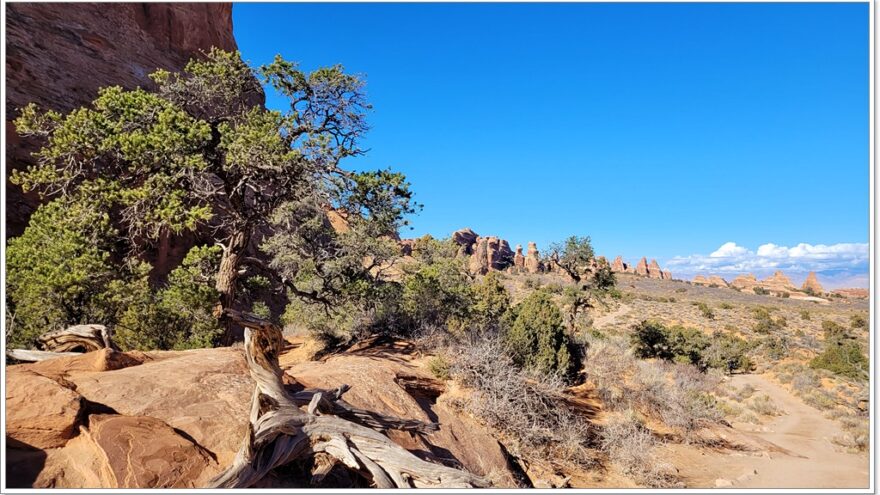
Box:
[675,373,870,489]
[593,303,631,329]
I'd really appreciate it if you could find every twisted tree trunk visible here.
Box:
[209,309,488,489]
[216,229,251,346]
[7,324,118,362]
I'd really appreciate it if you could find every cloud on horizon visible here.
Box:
[666,241,869,289]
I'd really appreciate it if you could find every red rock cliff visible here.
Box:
[6,3,241,237]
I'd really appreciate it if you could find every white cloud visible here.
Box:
[665,241,869,288]
[710,242,749,258]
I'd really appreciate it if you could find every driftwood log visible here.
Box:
[7,324,117,362]
[209,309,488,488]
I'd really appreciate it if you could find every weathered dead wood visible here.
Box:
[7,324,118,362]
[209,309,487,488]
[5,349,82,362]
[38,324,118,352]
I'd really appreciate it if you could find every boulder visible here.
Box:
[26,415,219,488]
[6,369,82,449]
[801,271,824,294]
[707,276,728,287]
[524,242,543,274]
[611,256,627,273]
[5,341,521,488]
[693,275,708,285]
[660,270,673,280]
[493,239,515,270]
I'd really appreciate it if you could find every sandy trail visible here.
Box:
[593,303,631,329]
[672,373,869,488]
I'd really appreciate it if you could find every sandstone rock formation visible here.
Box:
[635,257,649,276]
[514,244,525,270]
[801,272,824,294]
[692,275,728,287]
[648,259,663,279]
[525,242,543,274]
[6,3,244,238]
[762,270,796,291]
[730,274,759,291]
[611,256,627,273]
[831,288,869,299]
[6,340,516,488]
[451,228,515,274]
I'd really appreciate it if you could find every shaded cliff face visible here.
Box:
[5,3,240,237]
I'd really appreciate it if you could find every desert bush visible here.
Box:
[849,314,868,331]
[731,383,756,402]
[810,340,868,381]
[702,333,755,374]
[791,370,821,394]
[821,320,850,341]
[447,335,594,467]
[600,411,676,487]
[470,271,511,332]
[802,389,838,410]
[752,307,786,334]
[753,287,770,295]
[719,302,734,310]
[760,335,791,360]
[750,394,783,416]
[401,258,474,331]
[427,355,451,380]
[800,310,811,320]
[833,415,869,452]
[504,291,580,382]
[692,301,715,320]
[674,287,687,293]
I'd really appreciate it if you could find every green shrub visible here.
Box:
[752,307,785,334]
[470,271,511,331]
[703,333,755,374]
[821,320,850,342]
[504,291,579,382]
[753,287,770,295]
[692,301,715,320]
[810,340,868,381]
[401,258,474,330]
[850,314,868,331]
[719,302,734,310]
[800,310,811,321]
[112,246,223,350]
[6,199,118,348]
[427,355,451,380]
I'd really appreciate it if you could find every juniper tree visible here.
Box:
[12,49,416,344]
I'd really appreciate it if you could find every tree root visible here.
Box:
[209,309,488,488]
[7,324,117,362]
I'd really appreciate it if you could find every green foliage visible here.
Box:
[546,236,615,290]
[703,333,755,374]
[719,302,734,310]
[631,321,752,373]
[401,258,474,331]
[753,287,770,295]
[6,198,118,348]
[427,355,451,380]
[800,310,811,321]
[111,246,222,350]
[470,271,511,331]
[692,301,715,320]
[504,291,579,382]
[752,306,786,334]
[810,340,868,381]
[850,314,868,331]
[821,320,850,342]
[760,335,791,360]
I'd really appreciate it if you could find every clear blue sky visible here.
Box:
[233,3,868,283]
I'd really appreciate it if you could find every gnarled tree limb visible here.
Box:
[209,309,487,488]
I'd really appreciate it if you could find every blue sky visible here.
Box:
[233,3,869,287]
